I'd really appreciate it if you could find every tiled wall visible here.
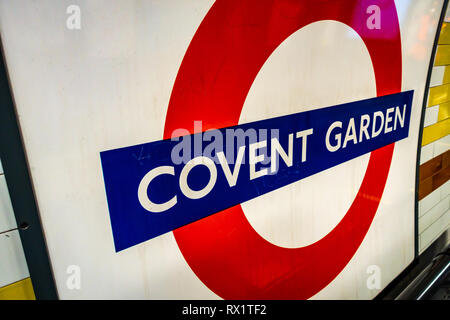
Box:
[418,8,450,254]
[0,158,35,299]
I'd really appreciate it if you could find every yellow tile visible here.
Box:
[428,84,450,106]
[439,22,450,45]
[0,278,35,300]
[443,65,450,84]
[438,101,450,121]
[435,45,450,66]
[422,118,450,146]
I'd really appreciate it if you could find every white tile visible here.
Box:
[424,105,440,127]
[430,66,445,87]
[420,143,434,164]
[440,180,450,200]
[433,134,450,157]
[0,175,17,233]
[419,196,449,233]
[419,188,441,217]
[0,230,29,288]
[419,210,450,253]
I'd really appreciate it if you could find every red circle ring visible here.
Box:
[164,0,402,299]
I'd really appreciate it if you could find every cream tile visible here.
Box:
[0,230,29,288]
[419,210,450,253]
[430,66,445,87]
[419,188,441,217]
[440,180,450,200]
[433,134,450,157]
[0,175,17,233]
[420,143,434,164]
[419,196,449,233]
[424,105,440,127]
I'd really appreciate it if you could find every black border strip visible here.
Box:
[0,41,58,299]
[414,0,449,258]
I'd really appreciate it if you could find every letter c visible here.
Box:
[138,166,177,213]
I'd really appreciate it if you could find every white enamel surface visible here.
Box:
[240,22,372,248]
[0,0,444,299]
[0,0,218,300]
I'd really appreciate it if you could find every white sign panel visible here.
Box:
[0,0,444,299]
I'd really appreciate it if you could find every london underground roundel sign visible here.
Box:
[164,0,402,299]
[101,0,411,299]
